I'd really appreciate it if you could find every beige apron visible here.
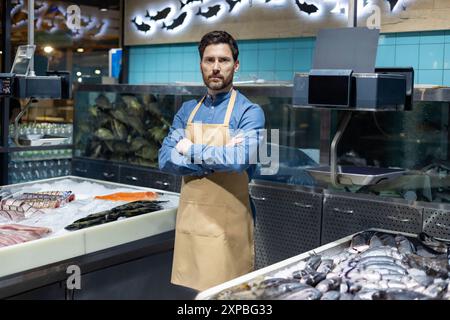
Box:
[171,90,254,291]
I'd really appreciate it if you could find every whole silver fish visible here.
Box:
[354,289,379,300]
[278,285,322,300]
[395,235,415,255]
[317,259,335,274]
[377,233,397,248]
[316,277,341,293]
[409,274,434,287]
[320,290,340,300]
[350,232,372,253]
[356,255,398,266]
[257,278,305,299]
[345,269,382,282]
[363,262,408,275]
[360,246,403,260]
[300,272,326,286]
[373,289,432,300]
[293,254,322,278]
[369,234,384,248]
[339,292,354,300]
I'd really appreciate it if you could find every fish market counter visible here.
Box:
[196,229,450,300]
[0,176,195,299]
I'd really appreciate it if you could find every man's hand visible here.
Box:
[175,138,193,156]
[226,133,244,147]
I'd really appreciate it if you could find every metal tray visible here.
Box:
[195,228,418,300]
[307,165,407,186]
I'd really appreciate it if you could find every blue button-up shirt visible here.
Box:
[158,89,265,180]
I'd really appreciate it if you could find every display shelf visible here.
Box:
[1,144,73,153]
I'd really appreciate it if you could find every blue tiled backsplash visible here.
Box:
[129,30,450,86]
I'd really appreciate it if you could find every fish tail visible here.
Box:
[162,22,166,29]
[196,7,201,15]
[145,10,150,17]
[180,0,185,9]
[131,17,136,23]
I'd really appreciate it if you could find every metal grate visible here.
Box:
[251,184,322,269]
[423,208,450,240]
[322,193,423,245]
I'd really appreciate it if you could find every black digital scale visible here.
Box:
[0,74,14,96]
[293,27,412,186]
[0,45,71,99]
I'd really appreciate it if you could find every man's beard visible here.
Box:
[202,73,233,91]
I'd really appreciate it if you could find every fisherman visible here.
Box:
[158,30,265,291]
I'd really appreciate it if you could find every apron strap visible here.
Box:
[223,89,237,126]
[187,96,206,124]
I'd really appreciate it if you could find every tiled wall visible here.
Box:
[129,30,450,86]
[377,30,450,85]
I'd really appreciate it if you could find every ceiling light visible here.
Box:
[100,0,109,12]
[77,77,83,83]
[77,48,84,53]
[43,46,54,54]
[0,51,3,55]
[94,69,101,75]
[76,71,82,77]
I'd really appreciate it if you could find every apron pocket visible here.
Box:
[177,200,227,237]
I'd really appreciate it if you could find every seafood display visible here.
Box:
[0,177,178,250]
[210,231,450,300]
[94,191,159,201]
[0,224,51,248]
[0,191,75,221]
[15,191,75,209]
[65,200,168,231]
[0,199,43,221]
[75,92,177,167]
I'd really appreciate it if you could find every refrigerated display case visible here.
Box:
[0,175,193,299]
[72,83,320,193]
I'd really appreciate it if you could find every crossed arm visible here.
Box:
[158,104,265,176]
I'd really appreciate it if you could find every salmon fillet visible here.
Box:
[94,191,159,201]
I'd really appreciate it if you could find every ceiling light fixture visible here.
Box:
[77,48,84,53]
[43,46,54,54]
[100,0,109,12]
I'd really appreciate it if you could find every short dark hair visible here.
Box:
[198,30,239,61]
